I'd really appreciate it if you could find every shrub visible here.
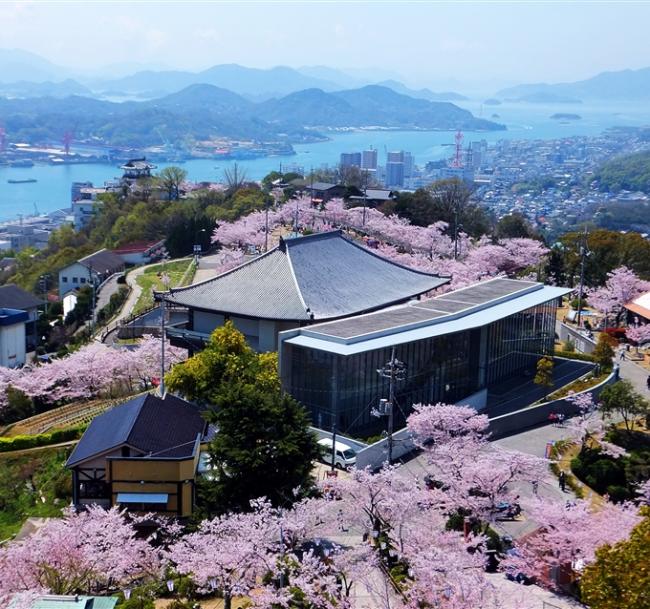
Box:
[0,426,85,453]
[603,327,627,341]
[562,337,575,352]
[554,349,595,363]
[570,297,588,310]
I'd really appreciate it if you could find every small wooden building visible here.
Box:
[66,393,208,517]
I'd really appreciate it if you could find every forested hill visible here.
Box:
[593,151,650,193]
[0,84,504,148]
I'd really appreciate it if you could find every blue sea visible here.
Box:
[0,100,649,222]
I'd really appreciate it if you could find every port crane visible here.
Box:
[0,126,6,152]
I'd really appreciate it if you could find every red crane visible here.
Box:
[452,129,464,168]
[63,130,74,156]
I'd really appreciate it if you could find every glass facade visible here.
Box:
[284,300,557,436]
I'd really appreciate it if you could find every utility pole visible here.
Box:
[89,267,96,336]
[362,169,368,226]
[159,294,166,397]
[265,205,269,251]
[576,226,589,328]
[376,346,406,464]
[453,204,460,260]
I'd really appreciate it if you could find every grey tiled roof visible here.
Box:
[0,284,42,310]
[165,231,449,321]
[78,249,124,274]
[66,393,205,467]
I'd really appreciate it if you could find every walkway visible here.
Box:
[94,275,121,313]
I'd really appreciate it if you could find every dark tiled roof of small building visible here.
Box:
[0,283,42,310]
[307,182,339,191]
[66,393,206,467]
[78,249,125,274]
[164,230,449,321]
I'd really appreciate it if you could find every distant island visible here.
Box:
[0,84,504,159]
[550,113,582,120]
[512,92,582,104]
[496,66,650,102]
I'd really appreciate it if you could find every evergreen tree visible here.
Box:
[580,507,650,609]
[593,334,616,372]
[534,355,554,399]
[166,322,319,514]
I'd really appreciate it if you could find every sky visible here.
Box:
[0,1,649,89]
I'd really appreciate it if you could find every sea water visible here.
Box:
[0,100,649,222]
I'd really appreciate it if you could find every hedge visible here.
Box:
[554,349,596,363]
[0,426,85,453]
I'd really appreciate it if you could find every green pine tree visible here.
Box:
[166,321,319,514]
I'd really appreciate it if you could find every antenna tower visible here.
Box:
[0,126,6,153]
[452,129,464,168]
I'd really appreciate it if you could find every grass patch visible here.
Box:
[132,259,194,315]
[0,446,72,540]
[545,373,609,401]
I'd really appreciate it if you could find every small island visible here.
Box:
[484,98,502,106]
[550,113,582,120]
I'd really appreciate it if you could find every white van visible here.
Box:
[317,438,357,470]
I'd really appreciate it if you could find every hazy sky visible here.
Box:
[1,1,649,87]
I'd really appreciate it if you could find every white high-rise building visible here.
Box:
[361,149,378,170]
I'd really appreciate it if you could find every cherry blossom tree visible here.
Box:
[210,195,549,293]
[0,337,186,411]
[168,502,278,609]
[626,323,650,348]
[501,497,641,589]
[0,506,161,601]
[588,266,650,325]
[407,403,546,524]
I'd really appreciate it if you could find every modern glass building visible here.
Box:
[279,278,569,436]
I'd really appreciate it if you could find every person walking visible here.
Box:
[337,509,347,532]
[559,471,567,492]
[532,480,539,496]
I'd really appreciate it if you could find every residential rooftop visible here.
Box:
[66,393,206,467]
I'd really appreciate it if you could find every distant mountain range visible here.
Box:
[497,67,650,102]
[0,49,469,103]
[0,83,504,149]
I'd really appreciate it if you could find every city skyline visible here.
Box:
[0,1,649,92]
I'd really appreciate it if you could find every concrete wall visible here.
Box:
[488,367,619,439]
[0,321,26,367]
[193,311,224,334]
[558,322,597,354]
[336,366,619,470]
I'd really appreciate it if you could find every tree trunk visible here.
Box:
[224,591,232,609]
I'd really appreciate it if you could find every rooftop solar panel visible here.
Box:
[414,299,473,313]
[305,278,543,342]
[311,306,445,339]
[436,278,534,305]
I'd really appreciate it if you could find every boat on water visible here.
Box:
[7,178,38,184]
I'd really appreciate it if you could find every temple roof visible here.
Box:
[164,230,449,321]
